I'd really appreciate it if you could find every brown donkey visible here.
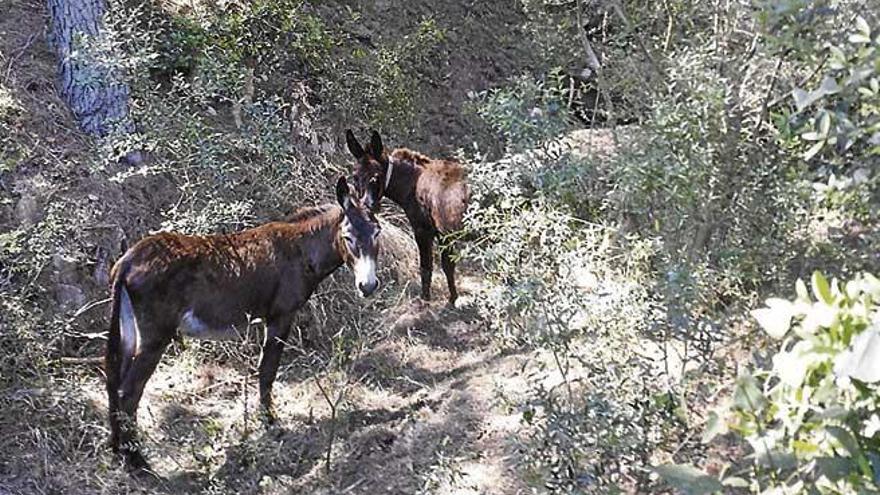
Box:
[106,177,380,472]
[346,130,468,305]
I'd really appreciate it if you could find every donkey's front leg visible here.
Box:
[415,230,434,301]
[258,315,293,423]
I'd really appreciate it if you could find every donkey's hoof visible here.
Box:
[123,449,150,473]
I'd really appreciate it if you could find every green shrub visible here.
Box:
[468,69,573,154]
[662,272,880,493]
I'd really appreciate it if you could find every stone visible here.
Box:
[52,253,79,284]
[13,194,41,226]
[55,283,85,311]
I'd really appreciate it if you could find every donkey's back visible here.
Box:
[118,224,293,291]
[393,149,468,234]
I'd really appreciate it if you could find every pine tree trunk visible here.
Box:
[46,0,134,138]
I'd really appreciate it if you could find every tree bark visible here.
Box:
[47,0,134,138]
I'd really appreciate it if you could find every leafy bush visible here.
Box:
[469,69,574,154]
[775,14,879,163]
[662,272,880,493]
[464,1,880,492]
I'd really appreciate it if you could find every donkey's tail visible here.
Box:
[106,254,135,451]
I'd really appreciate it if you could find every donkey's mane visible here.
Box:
[390,148,432,167]
[283,203,342,234]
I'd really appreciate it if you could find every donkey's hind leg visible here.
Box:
[415,230,435,301]
[440,246,458,307]
[117,333,170,472]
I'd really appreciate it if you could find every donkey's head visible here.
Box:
[335,176,382,297]
[346,129,388,211]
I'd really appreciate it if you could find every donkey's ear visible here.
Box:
[336,176,351,208]
[345,129,365,159]
[369,130,384,157]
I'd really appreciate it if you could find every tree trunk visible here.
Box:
[46,0,134,138]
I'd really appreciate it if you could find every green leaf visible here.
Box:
[814,456,856,481]
[849,34,871,44]
[819,77,841,96]
[804,140,824,161]
[772,343,812,388]
[856,16,871,37]
[792,88,822,112]
[812,271,833,304]
[721,476,749,488]
[751,298,795,339]
[864,274,880,298]
[802,302,837,332]
[733,373,766,411]
[702,410,728,444]
[819,112,832,135]
[833,330,880,382]
[826,426,862,457]
[653,464,723,495]
[816,406,848,420]
[752,445,798,470]
[796,279,810,302]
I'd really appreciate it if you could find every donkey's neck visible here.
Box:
[384,155,420,206]
[299,207,345,281]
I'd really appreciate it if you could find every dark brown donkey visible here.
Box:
[106,177,380,472]
[346,130,468,305]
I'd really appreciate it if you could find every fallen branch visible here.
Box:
[58,356,103,365]
[73,297,111,318]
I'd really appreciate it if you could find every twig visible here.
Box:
[575,0,602,74]
[58,356,103,365]
[314,374,346,474]
[765,51,828,113]
[3,33,38,84]
[662,0,674,52]
[341,478,366,493]
[73,297,112,318]
[609,1,664,80]
[756,54,786,132]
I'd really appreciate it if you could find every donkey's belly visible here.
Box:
[178,309,242,341]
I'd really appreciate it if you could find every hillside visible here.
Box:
[2,1,880,494]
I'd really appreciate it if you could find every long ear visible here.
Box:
[345,129,365,159]
[336,176,351,209]
[369,130,384,157]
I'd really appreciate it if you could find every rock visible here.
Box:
[571,266,598,292]
[13,194,41,226]
[123,150,144,166]
[52,254,78,284]
[55,283,86,312]
[93,257,110,286]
